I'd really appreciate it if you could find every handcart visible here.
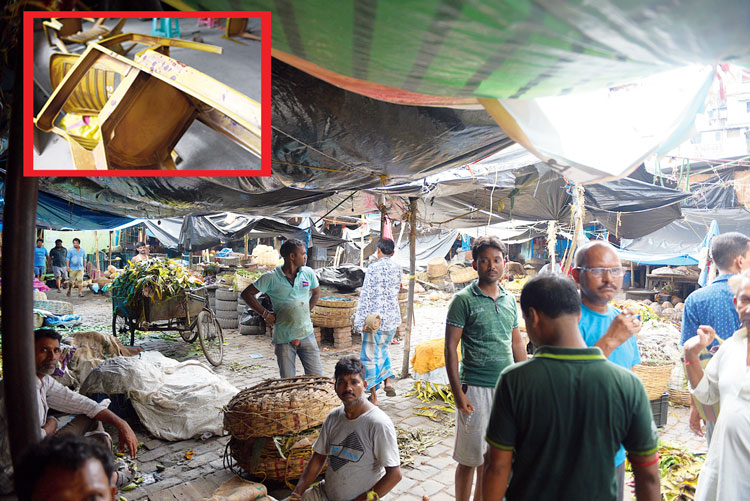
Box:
[112,287,223,366]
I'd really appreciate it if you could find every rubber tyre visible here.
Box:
[215,288,237,301]
[197,310,223,366]
[216,307,238,319]
[217,317,238,330]
[239,324,263,335]
[215,298,237,311]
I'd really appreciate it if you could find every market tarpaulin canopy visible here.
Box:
[144,214,346,251]
[185,1,750,101]
[484,65,716,183]
[271,60,512,190]
[0,181,140,230]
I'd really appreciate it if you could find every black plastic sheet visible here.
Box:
[315,265,366,292]
[271,59,512,190]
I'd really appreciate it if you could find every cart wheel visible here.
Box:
[197,309,223,366]
[112,311,136,346]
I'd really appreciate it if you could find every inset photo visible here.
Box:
[25,12,270,175]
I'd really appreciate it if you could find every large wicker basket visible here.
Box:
[633,362,675,400]
[234,272,255,293]
[227,428,324,487]
[317,296,358,308]
[668,387,692,406]
[33,300,74,315]
[224,376,338,439]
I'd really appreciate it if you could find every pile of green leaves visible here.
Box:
[112,259,202,306]
[406,380,456,421]
[627,441,705,500]
[236,269,263,281]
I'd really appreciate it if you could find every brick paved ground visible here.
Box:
[107,300,707,500]
[21,295,707,500]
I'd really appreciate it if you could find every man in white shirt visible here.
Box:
[0,329,137,493]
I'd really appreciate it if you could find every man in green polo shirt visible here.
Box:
[483,275,661,501]
[445,236,527,501]
[241,239,323,378]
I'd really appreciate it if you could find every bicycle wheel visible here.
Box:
[112,311,136,346]
[197,309,224,366]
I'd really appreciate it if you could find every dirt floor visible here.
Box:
[41,290,707,500]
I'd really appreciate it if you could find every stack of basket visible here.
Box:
[215,287,239,330]
[426,257,448,287]
[223,376,339,488]
[311,297,357,349]
[449,265,478,285]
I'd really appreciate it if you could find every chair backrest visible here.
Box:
[224,18,248,38]
[54,18,83,38]
[49,53,121,115]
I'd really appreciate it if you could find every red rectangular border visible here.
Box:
[24,11,271,177]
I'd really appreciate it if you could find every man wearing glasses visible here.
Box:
[572,240,642,501]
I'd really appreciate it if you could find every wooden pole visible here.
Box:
[2,47,42,468]
[108,231,112,266]
[360,215,365,267]
[380,203,387,239]
[244,233,249,258]
[94,231,100,276]
[401,197,418,378]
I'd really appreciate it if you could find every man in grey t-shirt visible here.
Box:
[287,356,401,501]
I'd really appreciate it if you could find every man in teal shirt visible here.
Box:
[572,241,643,501]
[241,239,322,377]
[445,236,527,501]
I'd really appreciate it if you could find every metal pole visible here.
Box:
[400,198,418,378]
[2,50,42,468]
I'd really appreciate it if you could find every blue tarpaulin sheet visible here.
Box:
[616,249,698,266]
[0,183,140,231]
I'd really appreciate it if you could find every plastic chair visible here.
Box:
[197,18,220,28]
[152,18,180,39]
[36,41,260,170]
[222,18,260,44]
[43,18,127,53]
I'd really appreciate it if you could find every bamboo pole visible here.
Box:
[244,233,249,258]
[360,215,365,267]
[401,197,418,378]
[94,231,100,276]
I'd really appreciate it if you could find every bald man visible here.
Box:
[572,241,643,501]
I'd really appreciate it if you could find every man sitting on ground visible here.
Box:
[287,356,401,501]
[483,275,660,501]
[15,434,117,501]
[0,329,138,493]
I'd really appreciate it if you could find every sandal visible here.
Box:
[384,386,396,397]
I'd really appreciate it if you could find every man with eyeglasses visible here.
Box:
[572,240,642,501]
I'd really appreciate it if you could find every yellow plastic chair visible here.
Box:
[223,18,261,43]
[36,41,261,171]
[43,18,128,53]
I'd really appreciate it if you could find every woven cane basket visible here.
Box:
[33,300,74,315]
[633,362,674,400]
[227,428,324,486]
[223,377,338,439]
[234,273,255,293]
[317,296,358,308]
[668,387,693,406]
[311,315,352,328]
